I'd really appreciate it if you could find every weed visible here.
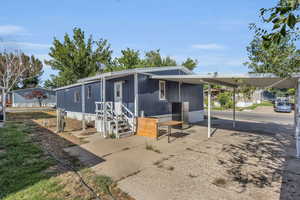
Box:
[145,143,161,154]
[109,133,116,139]
[188,173,198,178]
[153,149,161,153]
[92,175,113,194]
[122,147,130,151]
[212,178,227,187]
[145,143,154,151]
[153,160,161,166]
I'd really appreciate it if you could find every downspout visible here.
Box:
[233,87,236,128]
[207,84,211,138]
[134,73,139,117]
[81,83,86,131]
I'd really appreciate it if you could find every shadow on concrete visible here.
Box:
[195,118,300,199]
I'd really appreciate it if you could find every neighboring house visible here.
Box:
[55,66,204,137]
[9,88,56,107]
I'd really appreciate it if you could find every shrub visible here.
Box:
[217,92,233,109]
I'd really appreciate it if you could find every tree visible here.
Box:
[24,90,48,107]
[117,48,141,69]
[245,36,300,77]
[45,28,113,87]
[0,53,43,89]
[0,51,41,120]
[18,54,43,88]
[182,58,198,70]
[143,49,177,67]
[257,0,300,47]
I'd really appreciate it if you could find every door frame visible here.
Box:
[114,81,123,102]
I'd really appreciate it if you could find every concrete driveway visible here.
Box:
[64,118,299,200]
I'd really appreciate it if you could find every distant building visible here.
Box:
[9,88,56,107]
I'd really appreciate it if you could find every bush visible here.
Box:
[217,92,233,109]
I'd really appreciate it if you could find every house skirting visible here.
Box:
[66,111,96,122]
[65,109,204,124]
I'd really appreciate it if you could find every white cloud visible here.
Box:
[191,43,226,50]
[0,41,51,50]
[0,25,25,35]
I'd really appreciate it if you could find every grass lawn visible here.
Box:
[0,115,133,200]
[0,122,60,200]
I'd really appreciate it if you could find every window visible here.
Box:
[87,86,92,99]
[159,80,166,100]
[114,82,122,99]
[74,91,80,103]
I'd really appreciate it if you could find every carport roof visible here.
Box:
[151,73,299,88]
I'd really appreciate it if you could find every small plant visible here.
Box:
[188,173,198,178]
[212,178,227,187]
[157,164,164,168]
[109,133,116,139]
[167,166,174,171]
[145,143,154,151]
[145,143,161,153]
[153,160,161,166]
[93,175,114,194]
[153,149,161,153]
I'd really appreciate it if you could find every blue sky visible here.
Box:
[0,0,276,84]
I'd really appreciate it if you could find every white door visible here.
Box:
[114,82,123,115]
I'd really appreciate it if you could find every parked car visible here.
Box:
[274,102,292,113]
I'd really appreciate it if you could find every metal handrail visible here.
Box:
[95,101,135,137]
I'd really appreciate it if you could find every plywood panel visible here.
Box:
[137,117,158,138]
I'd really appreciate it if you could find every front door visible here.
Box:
[114,82,123,115]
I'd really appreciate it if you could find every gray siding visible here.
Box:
[138,74,203,117]
[57,85,82,112]
[181,83,203,111]
[106,75,135,113]
[55,68,202,117]
[85,81,101,113]
[57,75,135,114]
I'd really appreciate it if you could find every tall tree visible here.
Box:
[19,54,43,88]
[45,28,113,87]
[245,36,300,77]
[117,48,141,69]
[143,49,177,67]
[182,58,198,70]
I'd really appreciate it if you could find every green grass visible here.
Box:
[0,122,64,200]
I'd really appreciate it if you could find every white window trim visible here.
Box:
[114,81,123,100]
[159,80,166,100]
[74,91,80,103]
[87,85,92,99]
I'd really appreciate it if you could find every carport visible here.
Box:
[151,73,300,158]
